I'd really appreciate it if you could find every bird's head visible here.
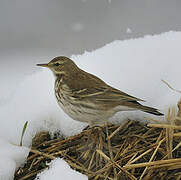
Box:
[37,56,78,76]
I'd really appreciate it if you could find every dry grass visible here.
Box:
[15,101,181,180]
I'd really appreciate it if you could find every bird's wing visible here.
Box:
[72,86,145,102]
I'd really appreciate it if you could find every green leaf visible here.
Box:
[20,121,28,146]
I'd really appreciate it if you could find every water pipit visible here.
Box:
[37,56,163,127]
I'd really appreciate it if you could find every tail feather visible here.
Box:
[140,105,164,116]
[119,101,164,116]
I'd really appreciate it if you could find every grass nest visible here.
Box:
[15,102,181,180]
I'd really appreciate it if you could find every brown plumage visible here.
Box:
[37,56,163,126]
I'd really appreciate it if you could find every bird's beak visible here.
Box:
[36,63,49,68]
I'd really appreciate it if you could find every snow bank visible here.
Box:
[0,139,29,180]
[36,158,88,180]
[1,31,181,141]
[73,31,181,122]
[0,31,181,179]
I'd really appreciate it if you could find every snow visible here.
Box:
[0,139,29,180]
[0,31,181,179]
[72,31,181,122]
[36,158,88,180]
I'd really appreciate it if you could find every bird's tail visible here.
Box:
[140,105,164,116]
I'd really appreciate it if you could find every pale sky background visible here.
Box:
[1,0,181,56]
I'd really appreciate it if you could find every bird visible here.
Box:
[37,56,163,127]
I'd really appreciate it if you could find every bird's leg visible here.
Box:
[79,123,96,152]
[87,123,106,168]
[80,124,103,150]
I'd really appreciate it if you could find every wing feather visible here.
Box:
[72,86,145,102]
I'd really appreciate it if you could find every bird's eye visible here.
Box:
[54,63,60,66]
